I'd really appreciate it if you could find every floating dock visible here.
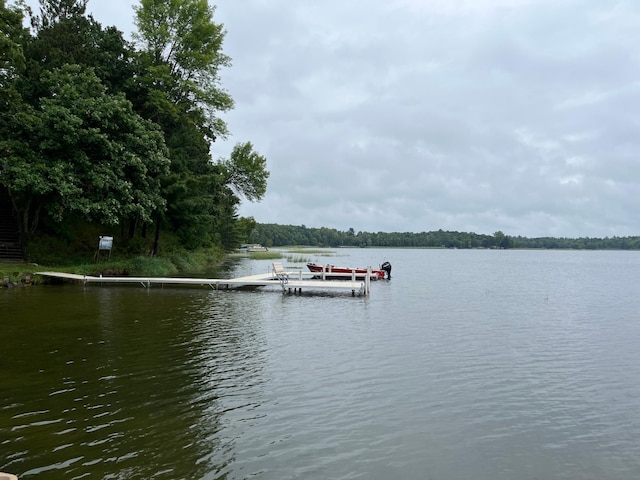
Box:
[35,268,374,296]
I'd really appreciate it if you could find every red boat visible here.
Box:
[306,262,391,280]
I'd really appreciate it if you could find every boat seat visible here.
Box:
[272,262,289,283]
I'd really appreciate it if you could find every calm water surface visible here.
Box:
[2,249,640,479]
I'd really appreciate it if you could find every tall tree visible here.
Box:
[133,0,233,141]
[0,0,28,209]
[31,0,87,28]
[134,0,270,253]
[2,64,170,236]
[24,0,135,98]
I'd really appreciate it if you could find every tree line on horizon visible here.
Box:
[0,0,269,259]
[247,223,640,250]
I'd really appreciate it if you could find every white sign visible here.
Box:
[98,236,113,250]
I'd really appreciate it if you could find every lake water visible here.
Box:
[2,248,640,479]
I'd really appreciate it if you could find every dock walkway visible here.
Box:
[35,268,372,296]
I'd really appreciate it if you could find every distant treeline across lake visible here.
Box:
[247,223,640,250]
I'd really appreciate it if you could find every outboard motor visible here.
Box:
[380,261,392,279]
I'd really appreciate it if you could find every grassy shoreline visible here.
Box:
[0,246,341,286]
[0,249,226,286]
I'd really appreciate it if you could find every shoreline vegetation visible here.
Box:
[0,248,225,287]
[3,237,640,287]
[3,223,640,288]
[246,224,640,251]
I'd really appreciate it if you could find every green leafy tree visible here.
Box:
[134,0,269,252]
[0,0,28,210]
[31,0,87,27]
[236,216,257,244]
[133,0,231,252]
[0,0,26,79]
[222,142,269,202]
[2,0,270,255]
[24,0,136,98]
[133,0,233,140]
[2,64,170,236]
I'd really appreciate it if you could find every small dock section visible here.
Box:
[35,264,374,296]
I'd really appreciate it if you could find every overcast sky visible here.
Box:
[22,0,640,237]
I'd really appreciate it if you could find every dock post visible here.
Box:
[365,267,371,295]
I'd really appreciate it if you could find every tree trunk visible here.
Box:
[128,218,137,239]
[152,214,161,257]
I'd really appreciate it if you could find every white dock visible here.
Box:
[35,268,373,296]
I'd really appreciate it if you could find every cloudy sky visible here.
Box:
[23,0,640,237]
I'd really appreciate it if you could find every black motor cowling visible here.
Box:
[380,261,392,279]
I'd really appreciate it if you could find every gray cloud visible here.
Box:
[215,0,640,237]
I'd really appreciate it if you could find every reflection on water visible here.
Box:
[2,249,640,479]
[0,286,271,479]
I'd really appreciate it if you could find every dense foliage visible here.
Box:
[248,224,640,250]
[0,0,269,258]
